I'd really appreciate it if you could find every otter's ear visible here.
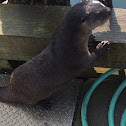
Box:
[81,17,87,23]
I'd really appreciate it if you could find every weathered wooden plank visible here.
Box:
[0,4,70,38]
[79,67,122,79]
[0,60,12,69]
[0,35,50,61]
[94,43,126,68]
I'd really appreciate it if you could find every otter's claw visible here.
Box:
[95,41,110,56]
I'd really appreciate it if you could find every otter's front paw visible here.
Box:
[95,41,110,57]
[88,35,95,46]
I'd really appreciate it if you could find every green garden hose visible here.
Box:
[120,108,126,126]
[81,69,120,126]
[108,79,126,126]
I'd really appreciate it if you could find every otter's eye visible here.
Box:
[81,17,87,23]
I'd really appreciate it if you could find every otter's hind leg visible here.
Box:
[37,97,53,110]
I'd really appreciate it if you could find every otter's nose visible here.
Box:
[106,7,112,15]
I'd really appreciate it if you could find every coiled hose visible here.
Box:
[81,68,126,126]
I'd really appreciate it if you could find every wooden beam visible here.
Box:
[0,60,12,69]
[0,4,70,38]
[0,35,50,61]
[0,5,126,69]
[94,42,126,68]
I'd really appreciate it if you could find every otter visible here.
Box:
[0,1,111,105]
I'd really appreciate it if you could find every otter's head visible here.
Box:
[85,0,111,29]
[65,1,111,33]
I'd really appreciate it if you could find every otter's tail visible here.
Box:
[0,87,9,102]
